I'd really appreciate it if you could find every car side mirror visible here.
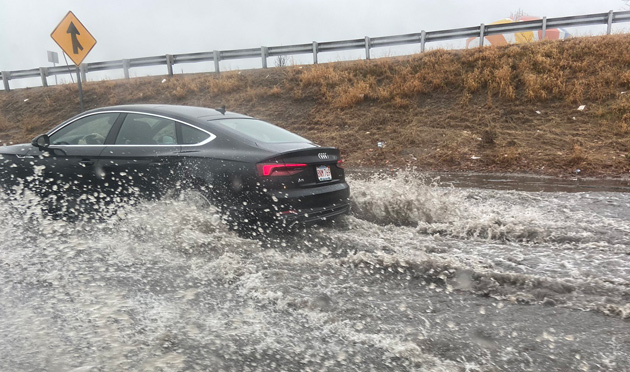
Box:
[32,134,50,148]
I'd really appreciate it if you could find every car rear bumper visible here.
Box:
[276,201,350,224]
[249,181,350,225]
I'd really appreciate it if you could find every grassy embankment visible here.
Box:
[2,34,630,177]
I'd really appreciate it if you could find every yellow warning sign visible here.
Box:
[50,11,97,66]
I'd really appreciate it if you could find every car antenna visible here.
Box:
[216,105,226,115]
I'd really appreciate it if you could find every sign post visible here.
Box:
[50,11,97,112]
[47,51,59,85]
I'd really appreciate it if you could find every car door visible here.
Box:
[27,112,120,196]
[98,113,182,199]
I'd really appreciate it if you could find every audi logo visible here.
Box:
[318,153,329,160]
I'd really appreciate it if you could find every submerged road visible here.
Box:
[0,171,628,371]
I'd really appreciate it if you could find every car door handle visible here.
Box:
[79,159,94,166]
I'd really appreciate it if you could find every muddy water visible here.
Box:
[0,171,629,371]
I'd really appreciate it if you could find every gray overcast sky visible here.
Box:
[0,0,627,75]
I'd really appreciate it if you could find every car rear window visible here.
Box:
[181,124,210,144]
[212,118,309,143]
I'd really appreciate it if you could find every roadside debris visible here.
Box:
[577,105,586,111]
[536,110,542,115]
[471,155,481,160]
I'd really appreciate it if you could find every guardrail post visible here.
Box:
[541,17,547,40]
[479,23,485,47]
[39,67,48,87]
[213,50,221,74]
[123,59,130,79]
[166,54,174,76]
[312,41,318,64]
[420,30,426,53]
[79,64,87,82]
[261,46,268,69]
[607,10,614,34]
[365,36,371,60]
[1,71,10,92]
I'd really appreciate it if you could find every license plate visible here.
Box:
[316,165,332,181]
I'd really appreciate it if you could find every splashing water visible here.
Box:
[0,171,629,371]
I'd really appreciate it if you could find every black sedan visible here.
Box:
[0,104,350,227]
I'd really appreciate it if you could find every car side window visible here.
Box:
[49,113,118,145]
[116,114,177,145]
[181,124,210,144]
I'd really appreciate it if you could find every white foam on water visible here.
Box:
[1,171,629,370]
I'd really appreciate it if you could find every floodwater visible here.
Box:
[0,171,629,371]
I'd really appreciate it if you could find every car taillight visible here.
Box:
[337,159,344,168]
[257,163,307,177]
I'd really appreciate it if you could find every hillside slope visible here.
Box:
[2,34,630,177]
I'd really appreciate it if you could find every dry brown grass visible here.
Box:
[3,34,630,176]
[566,144,588,167]
[208,73,246,94]
[495,146,522,167]
[0,113,9,131]
[480,125,498,147]
[277,34,630,111]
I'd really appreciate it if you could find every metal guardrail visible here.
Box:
[2,10,629,91]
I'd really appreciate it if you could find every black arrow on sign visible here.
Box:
[66,22,83,54]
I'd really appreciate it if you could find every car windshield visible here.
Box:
[212,118,309,143]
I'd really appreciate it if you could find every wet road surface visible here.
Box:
[0,171,629,371]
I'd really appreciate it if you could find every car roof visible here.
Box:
[86,104,251,122]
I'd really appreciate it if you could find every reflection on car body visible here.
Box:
[0,104,350,228]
